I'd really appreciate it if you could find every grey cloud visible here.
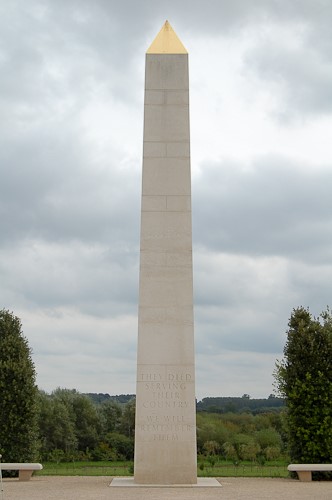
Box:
[0,3,143,249]
[288,261,332,314]
[193,156,332,263]
[0,123,141,246]
[0,1,144,126]
[241,1,332,119]
[192,252,294,356]
[195,317,284,356]
[0,241,139,315]
[245,43,332,118]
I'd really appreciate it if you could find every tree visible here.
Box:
[203,440,221,456]
[274,307,332,466]
[71,392,100,450]
[98,399,122,436]
[222,442,238,464]
[255,428,282,450]
[119,398,136,438]
[0,309,38,462]
[265,446,281,461]
[38,391,77,457]
[239,441,261,462]
[52,388,100,451]
[105,432,134,460]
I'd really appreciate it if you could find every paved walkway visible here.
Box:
[1,476,332,500]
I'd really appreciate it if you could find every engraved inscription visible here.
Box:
[137,368,195,441]
[138,424,193,432]
[140,372,192,382]
[153,434,179,441]
[142,400,188,409]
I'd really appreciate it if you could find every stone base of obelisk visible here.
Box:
[110,477,221,487]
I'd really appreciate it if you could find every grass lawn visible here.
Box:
[199,463,289,478]
[38,461,132,477]
[37,460,289,478]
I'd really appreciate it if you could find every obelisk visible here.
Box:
[134,21,197,485]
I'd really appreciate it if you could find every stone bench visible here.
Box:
[0,463,43,481]
[288,463,332,482]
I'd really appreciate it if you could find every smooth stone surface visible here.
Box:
[135,25,196,485]
[111,477,221,488]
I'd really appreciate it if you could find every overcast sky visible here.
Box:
[1,0,332,399]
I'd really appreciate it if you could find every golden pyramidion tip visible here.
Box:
[147,20,187,54]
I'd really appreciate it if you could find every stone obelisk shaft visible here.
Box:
[134,21,197,485]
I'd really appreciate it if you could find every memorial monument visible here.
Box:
[134,21,197,485]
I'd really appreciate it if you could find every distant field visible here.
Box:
[37,460,289,478]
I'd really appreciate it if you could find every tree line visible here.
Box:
[197,411,285,464]
[86,392,285,414]
[196,396,285,414]
[33,389,288,464]
[37,389,135,462]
